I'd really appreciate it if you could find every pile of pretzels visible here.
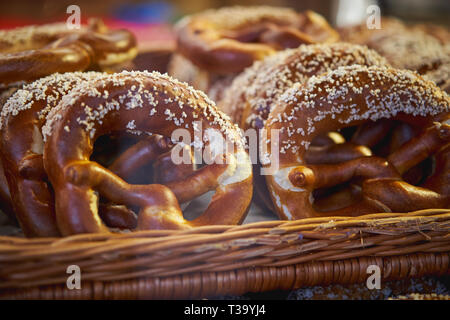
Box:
[0,6,448,238]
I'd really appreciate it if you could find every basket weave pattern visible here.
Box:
[0,209,449,299]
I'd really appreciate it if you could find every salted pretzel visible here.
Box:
[0,72,117,236]
[263,65,449,220]
[41,71,252,235]
[221,43,390,210]
[338,17,450,92]
[0,72,200,237]
[169,6,339,99]
[0,19,137,86]
[175,6,339,75]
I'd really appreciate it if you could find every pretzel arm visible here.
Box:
[351,119,394,147]
[363,179,448,211]
[16,153,139,230]
[388,123,450,174]
[108,135,171,180]
[64,161,172,207]
[305,142,372,165]
[0,43,92,85]
[289,157,400,190]
[152,147,196,185]
[389,122,416,151]
[311,132,345,147]
[422,145,450,195]
[164,162,229,203]
[289,158,446,214]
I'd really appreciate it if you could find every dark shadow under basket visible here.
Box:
[0,208,449,299]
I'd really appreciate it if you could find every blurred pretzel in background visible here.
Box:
[169,5,339,102]
[0,18,137,87]
[339,17,450,92]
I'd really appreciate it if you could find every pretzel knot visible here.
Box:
[41,71,253,236]
[264,65,449,220]
[175,6,339,75]
[0,19,137,86]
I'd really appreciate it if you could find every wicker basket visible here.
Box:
[0,208,449,299]
[0,51,448,299]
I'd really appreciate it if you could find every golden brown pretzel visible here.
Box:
[0,72,155,237]
[175,6,339,75]
[263,65,449,220]
[0,19,137,86]
[221,43,389,211]
[42,71,253,235]
[169,6,339,100]
[338,17,450,92]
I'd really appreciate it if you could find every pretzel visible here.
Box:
[221,43,389,210]
[0,72,143,236]
[338,18,450,92]
[175,6,339,75]
[0,19,137,86]
[41,71,253,235]
[263,65,449,220]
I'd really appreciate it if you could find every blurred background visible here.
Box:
[0,0,448,48]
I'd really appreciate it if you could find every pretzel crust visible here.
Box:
[264,65,449,220]
[42,71,253,235]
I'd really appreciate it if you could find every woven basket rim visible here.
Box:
[1,207,449,243]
